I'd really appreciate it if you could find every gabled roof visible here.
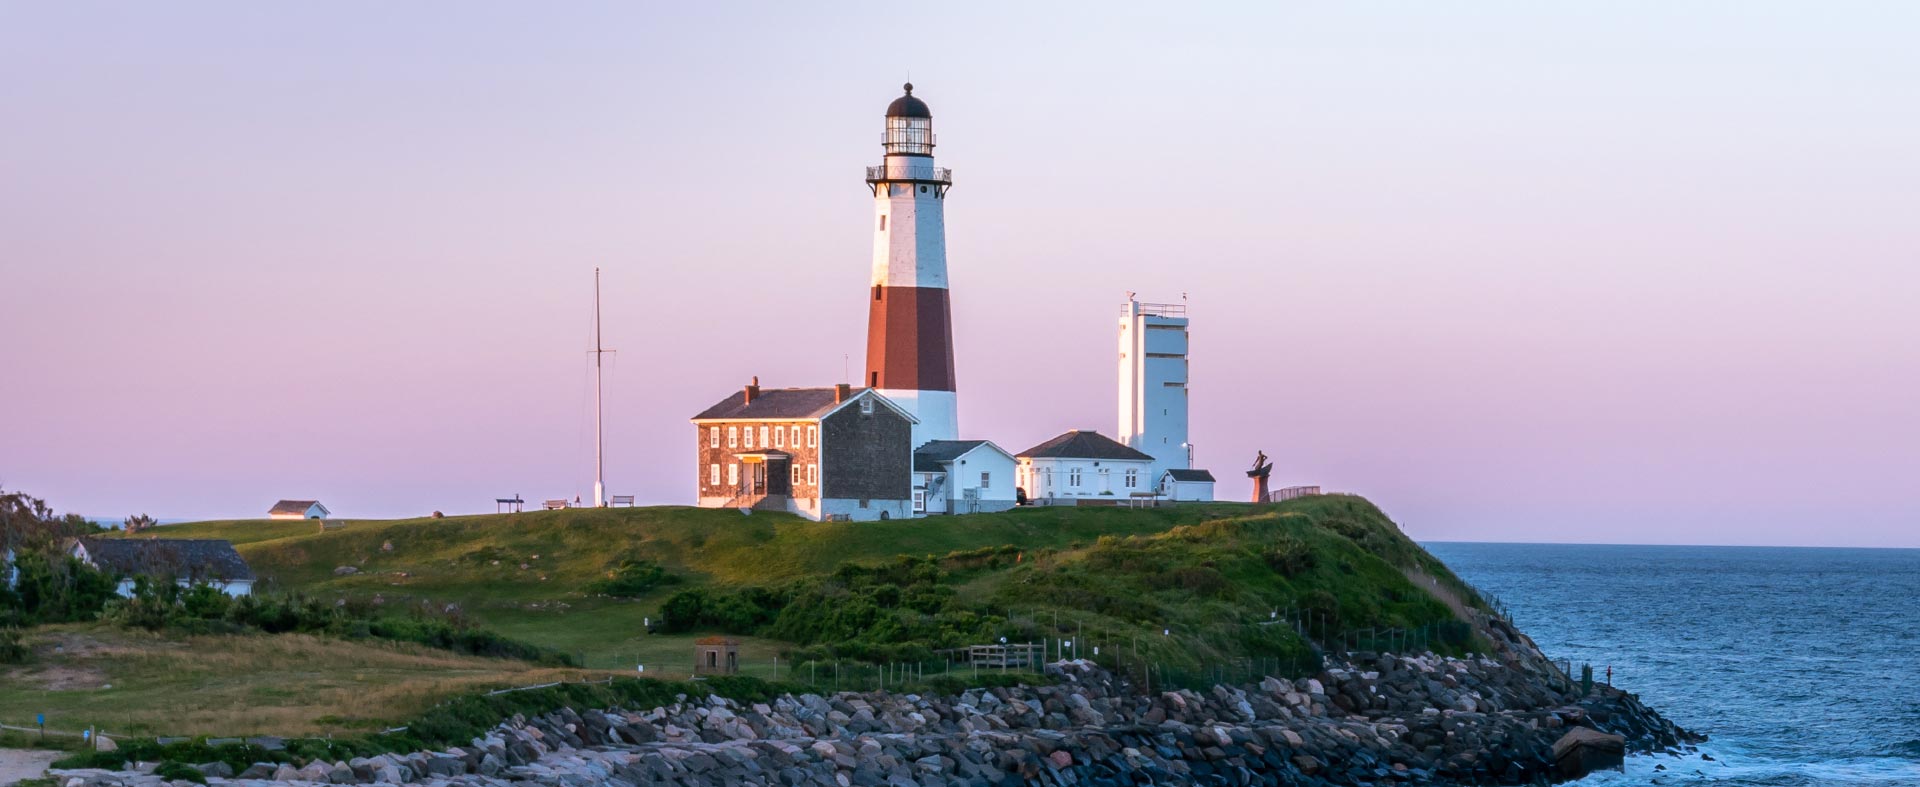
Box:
[691,386,917,423]
[78,538,254,582]
[913,439,1014,472]
[269,499,322,516]
[1164,469,1216,483]
[1015,430,1154,461]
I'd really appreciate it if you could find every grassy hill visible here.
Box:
[1,624,587,738]
[134,497,1488,676]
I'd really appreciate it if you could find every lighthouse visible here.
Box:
[865,83,958,448]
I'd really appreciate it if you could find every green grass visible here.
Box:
[128,497,1489,673]
[0,624,592,739]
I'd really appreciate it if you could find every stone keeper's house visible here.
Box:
[692,380,916,521]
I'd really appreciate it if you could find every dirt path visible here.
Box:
[1403,566,1474,622]
[0,748,60,786]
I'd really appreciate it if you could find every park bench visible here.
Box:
[542,499,569,510]
[610,495,635,507]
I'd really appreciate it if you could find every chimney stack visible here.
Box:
[834,383,851,403]
[744,376,761,404]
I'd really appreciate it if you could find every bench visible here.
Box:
[610,495,635,507]
[542,499,569,511]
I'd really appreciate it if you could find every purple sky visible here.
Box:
[3,4,1915,547]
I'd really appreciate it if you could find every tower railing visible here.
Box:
[1128,302,1187,317]
[866,166,952,185]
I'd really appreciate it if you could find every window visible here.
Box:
[728,426,738,448]
[859,396,874,414]
[790,425,801,447]
[980,471,990,489]
[879,214,887,231]
[744,427,755,449]
[1125,469,1139,489]
[728,463,739,486]
[792,465,801,485]
[807,464,817,485]
[709,464,720,487]
[807,426,817,448]
[1068,468,1082,488]
[774,426,785,448]
[709,426,719,448]
[759,425,769,447]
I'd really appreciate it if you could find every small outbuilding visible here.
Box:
[268,500,330,520]
[1160,468,1217,502]
[70,538,256,597]
[694,636,739,675]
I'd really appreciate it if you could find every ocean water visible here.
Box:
[1424,542,1920,786]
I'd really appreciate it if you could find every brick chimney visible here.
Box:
[744,376,760,404]
[834,383,851,403]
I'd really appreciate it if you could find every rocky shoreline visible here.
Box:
[50,653,1699,787]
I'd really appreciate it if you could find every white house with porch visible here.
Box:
[912,440,1018,515]
[1015,430,1157,503]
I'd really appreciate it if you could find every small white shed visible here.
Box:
[1160,469,1217,502]
[268,500,330,520]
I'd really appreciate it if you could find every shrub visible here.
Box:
[1262,537,1316,577]
[153,761,207,784]
[0,628,29,664]
[586,560,679,598]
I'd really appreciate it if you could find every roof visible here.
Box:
[913,439,989,472]
[1015,430,1154,461]
[691,386,915,423]
[886,83,931,119]
[78,538,254,582]
[1164,469,1216,483]
[268,500,321,515]
[694,636,739,646]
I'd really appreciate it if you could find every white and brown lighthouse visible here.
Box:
[865,83,957,448]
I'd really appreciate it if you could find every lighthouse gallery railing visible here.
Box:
[866,166,952,185]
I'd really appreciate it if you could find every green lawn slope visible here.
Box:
[134,496,1488,676]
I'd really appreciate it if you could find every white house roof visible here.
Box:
[268,499,324,516]
[913,439,1015,473]
[77,538,254,582]
[1015,430,1153,461]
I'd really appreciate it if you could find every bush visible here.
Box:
[1262,537,1316,577]
[153,761,207,784]
[586,560,679,598]
[0,628,29,664]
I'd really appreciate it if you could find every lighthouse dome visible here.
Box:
[885,83,931,118]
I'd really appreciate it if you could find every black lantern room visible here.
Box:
[883,83,934,157]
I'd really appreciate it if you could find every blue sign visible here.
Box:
[36,713,45,726]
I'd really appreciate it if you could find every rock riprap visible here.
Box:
[50,655,1696,787]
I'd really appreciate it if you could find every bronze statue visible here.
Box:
[1247,450,1273,503]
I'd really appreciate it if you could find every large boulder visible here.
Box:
[1552,727,1626,780]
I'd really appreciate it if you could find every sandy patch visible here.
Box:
[0,747,60,786]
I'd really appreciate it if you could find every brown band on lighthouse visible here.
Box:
[865,286,956,392]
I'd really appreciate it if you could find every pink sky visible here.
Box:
[2,4,1915,546]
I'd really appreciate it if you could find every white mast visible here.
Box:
[591,267,607,508]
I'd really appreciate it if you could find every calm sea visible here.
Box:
[1424,542,1920,786]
